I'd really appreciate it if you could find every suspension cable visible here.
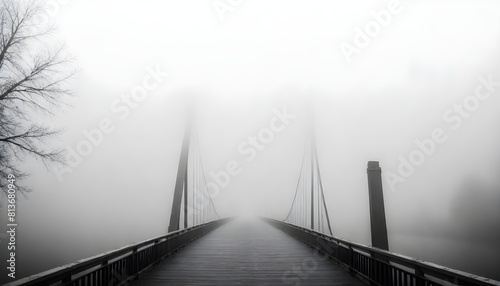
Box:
[284,142,307,222]
[315,144,333,235]
[196,136,220,220]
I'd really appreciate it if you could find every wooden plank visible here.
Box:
[130,218,366,285]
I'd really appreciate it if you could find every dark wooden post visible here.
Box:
[367,161,389,250]
[367,161,390,285]
[311,147,315,230]
[184,160,188,229]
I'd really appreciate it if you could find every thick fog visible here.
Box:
[1,0,500,283]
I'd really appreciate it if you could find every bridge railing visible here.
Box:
[6,219,228,286]
[265,218,500,286]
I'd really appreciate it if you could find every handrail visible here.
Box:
[5,219,229,286]
[265,218,500,286]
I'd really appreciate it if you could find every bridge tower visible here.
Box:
[367,161,389,251]
[168,122,190,232]
[168,119,219,232]
[284,112,333,235]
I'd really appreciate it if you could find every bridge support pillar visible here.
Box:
[367,161,390,286]
[168,124,191,233]
[366,161,389,251]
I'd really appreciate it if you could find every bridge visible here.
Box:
[6,122,500,286]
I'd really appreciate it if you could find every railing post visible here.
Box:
[415,264,425,286]
[62,271,72,284]
[128,246,138,279]
[134,246,139,277]
[349,246,355,275]
[102,260,109,286]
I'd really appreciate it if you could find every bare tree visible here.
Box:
[0,0,75,195]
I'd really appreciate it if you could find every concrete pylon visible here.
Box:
[168,123,191,233]
[367,161,389,250]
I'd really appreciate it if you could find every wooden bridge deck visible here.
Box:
[130,218,365,285]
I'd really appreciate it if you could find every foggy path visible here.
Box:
[130,218,364,285]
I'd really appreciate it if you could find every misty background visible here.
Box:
[1,0,500,284]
